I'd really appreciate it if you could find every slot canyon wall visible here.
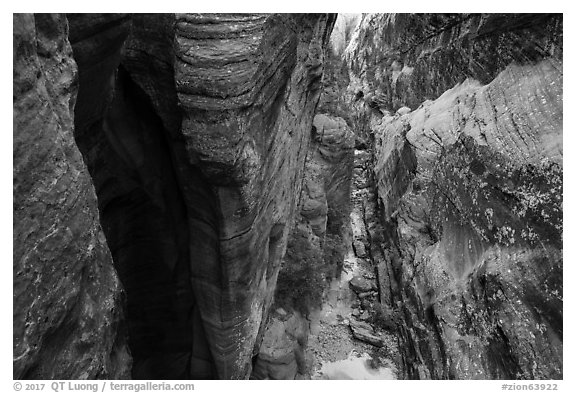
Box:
[13,12,563,381]
[251,112,355,380]
[13,13,336,380]
[251,28,357,379]
[345,13,563,379]
[13,13,131,379]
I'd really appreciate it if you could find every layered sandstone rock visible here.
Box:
[17,12,560,382]
[174,14,337,379]
[347,13,563,379]
[253,112,354,379]
[347,13,562,112]
[306,114,355,241]
[13,13,130,379]
[68,13,214,379]
[14,12,335,380]
[373,59,562,379]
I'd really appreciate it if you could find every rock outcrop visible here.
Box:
[329,14,361,56]
[14,13,336,380]
[13,13,130,379]
[347,13,562,112]
[349,320,384,347]
[173,14,336,379]
[67,12,212,379]
[253,112,354,379]
[251,309,309,380]
[347,13,563,379]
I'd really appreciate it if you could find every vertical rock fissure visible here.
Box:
[67,14,221,378]
[75,63,218,379]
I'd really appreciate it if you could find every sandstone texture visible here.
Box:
[67,13,214,379]
[15,12,562,382]
[14,13,336,380]
[251,310,309,380]
[373,60,562,380]
[174,14,336,379]
[347,13,562,112]
[347,13,563,379]
[13,13,130,379]
[253,70,355,377]
[305,114,355,241]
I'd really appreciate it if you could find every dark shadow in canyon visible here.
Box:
[69,19,219,378]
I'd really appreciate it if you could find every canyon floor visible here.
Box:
[308,150,400,380]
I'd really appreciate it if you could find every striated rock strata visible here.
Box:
[347,13,562,379]
[346,13,562,113]
[253,112,355,379]
[13,13,131,379]
[67,12,209,379]
[174,14,336,379]
[14,13,336,380]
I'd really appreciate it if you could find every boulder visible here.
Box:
[396,106,411,116]
[349,320,384,347]
[352,240,368,258]
[349,276,376,293]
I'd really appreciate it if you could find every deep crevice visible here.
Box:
[72,59,218,379]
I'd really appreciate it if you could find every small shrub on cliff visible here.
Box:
[275,234,326,316]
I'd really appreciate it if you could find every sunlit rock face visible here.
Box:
[348,13,562,379]
[14,13,335,380]
[13,13,131,379]
[329,13,361,56]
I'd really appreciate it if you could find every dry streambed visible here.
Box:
[308,156,400,379]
